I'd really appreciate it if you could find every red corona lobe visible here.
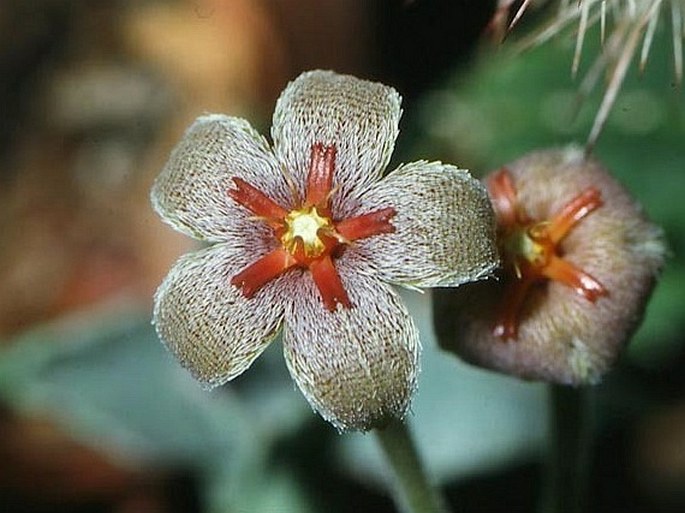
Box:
[228,144,396,311]
[305,143,336,211]
[488,168,608,341]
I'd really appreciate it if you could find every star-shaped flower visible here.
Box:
[435,147,666,385]
[151,70,498,431]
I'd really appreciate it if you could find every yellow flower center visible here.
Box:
[281,205,334,258]
[503,222,554,277]
[228,143,395,311]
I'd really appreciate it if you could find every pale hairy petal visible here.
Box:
[153,243,290,388]
[282,254,420,432]
[355,161,499,289]
[271,70,402,218]
[151,114,292,242]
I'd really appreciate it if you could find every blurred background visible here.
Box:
[0,1,683,512]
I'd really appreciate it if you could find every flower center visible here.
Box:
[503,223,555,278]
[281,206,334,259]
[227,143,397,311]
[487,168,608,341]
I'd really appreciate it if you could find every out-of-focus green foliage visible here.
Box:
[0,303,313,513]
[0,296,550,505]
[410,25,685,369]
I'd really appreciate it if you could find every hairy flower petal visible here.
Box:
[153,244,288,388]
[150,70,505,432]
[282,254,419,432]
[271,70,402,218]
[356,161,499,289]
[151,115,291,242]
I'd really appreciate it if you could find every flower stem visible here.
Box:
[540,385,593,513]
[375,420,450,513]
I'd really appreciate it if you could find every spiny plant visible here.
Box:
[496,0,684,149]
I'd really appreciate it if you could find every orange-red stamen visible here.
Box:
[488,167,523,228]
[229,142,395,310]
[309,254,352,311]
[336,207,397,241]
[546,187,603,243]
[492,276,535,341]
[542,255,607,302]
[231,248,296,298]
[229,177,288,223]
[487,169,608,341]
[305,143,336,210]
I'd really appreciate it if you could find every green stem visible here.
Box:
[375,420,450,513]
[540,385,594,513]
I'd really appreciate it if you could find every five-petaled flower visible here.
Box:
[151,70,498,431]
[435,147,666,385]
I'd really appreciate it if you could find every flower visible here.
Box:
[435,147,666,385]
[151,70,498,431]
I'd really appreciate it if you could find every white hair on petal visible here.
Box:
[153,243,290,388]
[271,70,402,219]
[151,115,293,243]
[282,253,420,432]
[355,161,499,289]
